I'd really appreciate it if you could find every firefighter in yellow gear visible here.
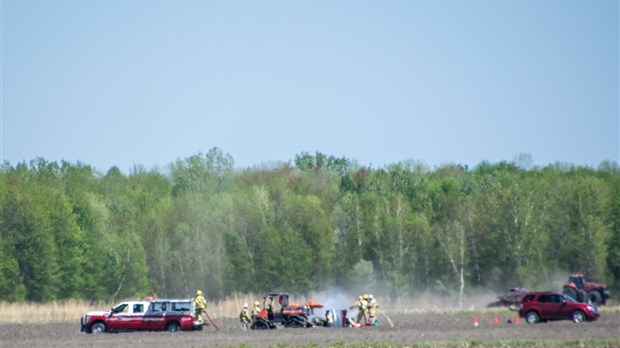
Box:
[252,300,261,321]
[367,294,379,325]
[349,295,368,325]
[239,302,252,332]
[193,290,207,324]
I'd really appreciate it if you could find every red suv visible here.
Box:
[519,292,600,324]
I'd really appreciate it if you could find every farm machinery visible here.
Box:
[562,273,611,306]
[487,287,530,309]
[251,292,324,330]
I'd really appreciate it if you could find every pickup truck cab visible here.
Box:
[81,299,201,333]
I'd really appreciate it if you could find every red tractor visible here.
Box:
[251,292,324,330]
[562,274,611,306]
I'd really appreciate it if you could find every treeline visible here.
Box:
[1,148,619,304]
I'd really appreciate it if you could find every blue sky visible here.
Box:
[1,0,618,173]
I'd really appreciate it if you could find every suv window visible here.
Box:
[550,294,563,303]
[522,294,535,302]
[538,295,552,303]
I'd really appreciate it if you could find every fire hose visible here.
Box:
[377,309,394,327]
[204,310,220,331]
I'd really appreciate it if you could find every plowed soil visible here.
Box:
[1,311,618,348]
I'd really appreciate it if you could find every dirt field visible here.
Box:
[1,311,618,348]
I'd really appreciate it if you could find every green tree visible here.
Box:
[99,167,149,300]
[429,166,471,307]
[1,165,58,301]
[331,193,364,287]
[127,168,173,297]
[548,173,610,278]
[278,192,333,290]
[598,161,620,290]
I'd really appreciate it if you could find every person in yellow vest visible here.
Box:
[193,290,207,324]
[239,302,252,332]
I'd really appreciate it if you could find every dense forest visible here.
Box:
[1,148,619,305]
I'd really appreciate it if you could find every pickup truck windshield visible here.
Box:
[112,304,128,313]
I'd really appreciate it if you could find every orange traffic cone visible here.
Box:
[492,315,500,325]
[473,315,479,327]
[514,315,520,324]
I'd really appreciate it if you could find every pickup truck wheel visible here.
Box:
[571,310,585,323]
[166,321,180,332]
[525,311,539,324]
[91,322,106,334]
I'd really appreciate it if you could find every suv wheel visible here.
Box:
[571,310,585,323]
[525,311,540,324]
